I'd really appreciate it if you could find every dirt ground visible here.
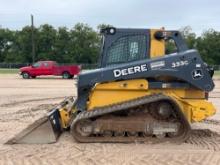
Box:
[0,74,220,165]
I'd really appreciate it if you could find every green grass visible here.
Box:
[215,70,220,76]
[0,68,19,74]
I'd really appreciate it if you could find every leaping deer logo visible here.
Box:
[192,69,203,79]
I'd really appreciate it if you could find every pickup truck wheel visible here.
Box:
[22,72,30,79]
[62,72,70,79]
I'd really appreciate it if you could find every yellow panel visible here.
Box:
[86,79,216,123]
[176,99,216,122]
[150,29,165,58]
[59,108,71,129]
[87,79,148,110]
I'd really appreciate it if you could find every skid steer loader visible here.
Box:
[6,27,216,144]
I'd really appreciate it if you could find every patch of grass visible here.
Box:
[0,68,19,74]
[214,70,220,76]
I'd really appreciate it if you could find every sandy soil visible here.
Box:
[0,74,220,165]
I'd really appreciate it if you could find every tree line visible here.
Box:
[0,24,220,65]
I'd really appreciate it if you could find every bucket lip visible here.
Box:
[5,116,49,144]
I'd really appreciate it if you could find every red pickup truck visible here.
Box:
[19,61,81,79]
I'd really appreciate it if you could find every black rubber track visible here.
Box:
[70,94,191,143]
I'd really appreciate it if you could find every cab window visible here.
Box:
[106,35,147,65]
[165,39,177,54]
[43,62,49,67]
[32,62,40,68]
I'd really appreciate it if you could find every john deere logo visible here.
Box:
[192,69,203,79]
[113,64,148,78]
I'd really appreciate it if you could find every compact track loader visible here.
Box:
[7,27,216,144]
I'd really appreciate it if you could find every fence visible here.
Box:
[0,63,220,70]
[213,65,220,70]
[0,63,30,69]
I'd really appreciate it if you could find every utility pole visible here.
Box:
[31,14,36,63]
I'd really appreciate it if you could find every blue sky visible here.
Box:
[0,0,220,35]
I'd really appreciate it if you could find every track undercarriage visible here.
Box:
[71,94,191,143]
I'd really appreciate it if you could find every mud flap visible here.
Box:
[6,107,63,144]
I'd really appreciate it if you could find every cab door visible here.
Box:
[31,62,42,76]
[41,62,52,75]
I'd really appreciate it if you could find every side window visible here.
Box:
[43,62,49,67]
[32,62,40,68]
[165,39,177,54]
[106,35,147,65]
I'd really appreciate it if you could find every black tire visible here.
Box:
[62,72,71,79]
[22,72,30,79]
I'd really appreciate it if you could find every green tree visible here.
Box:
[97,24,113,31]
[1,24,220,66]
[0,28,16,62]
[69,23,100,63]
[37,24,57,61]
[54,27,70,63]
[196,29,220,65]
[11,26,38,63]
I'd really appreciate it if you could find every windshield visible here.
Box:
[106,35,147,65]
